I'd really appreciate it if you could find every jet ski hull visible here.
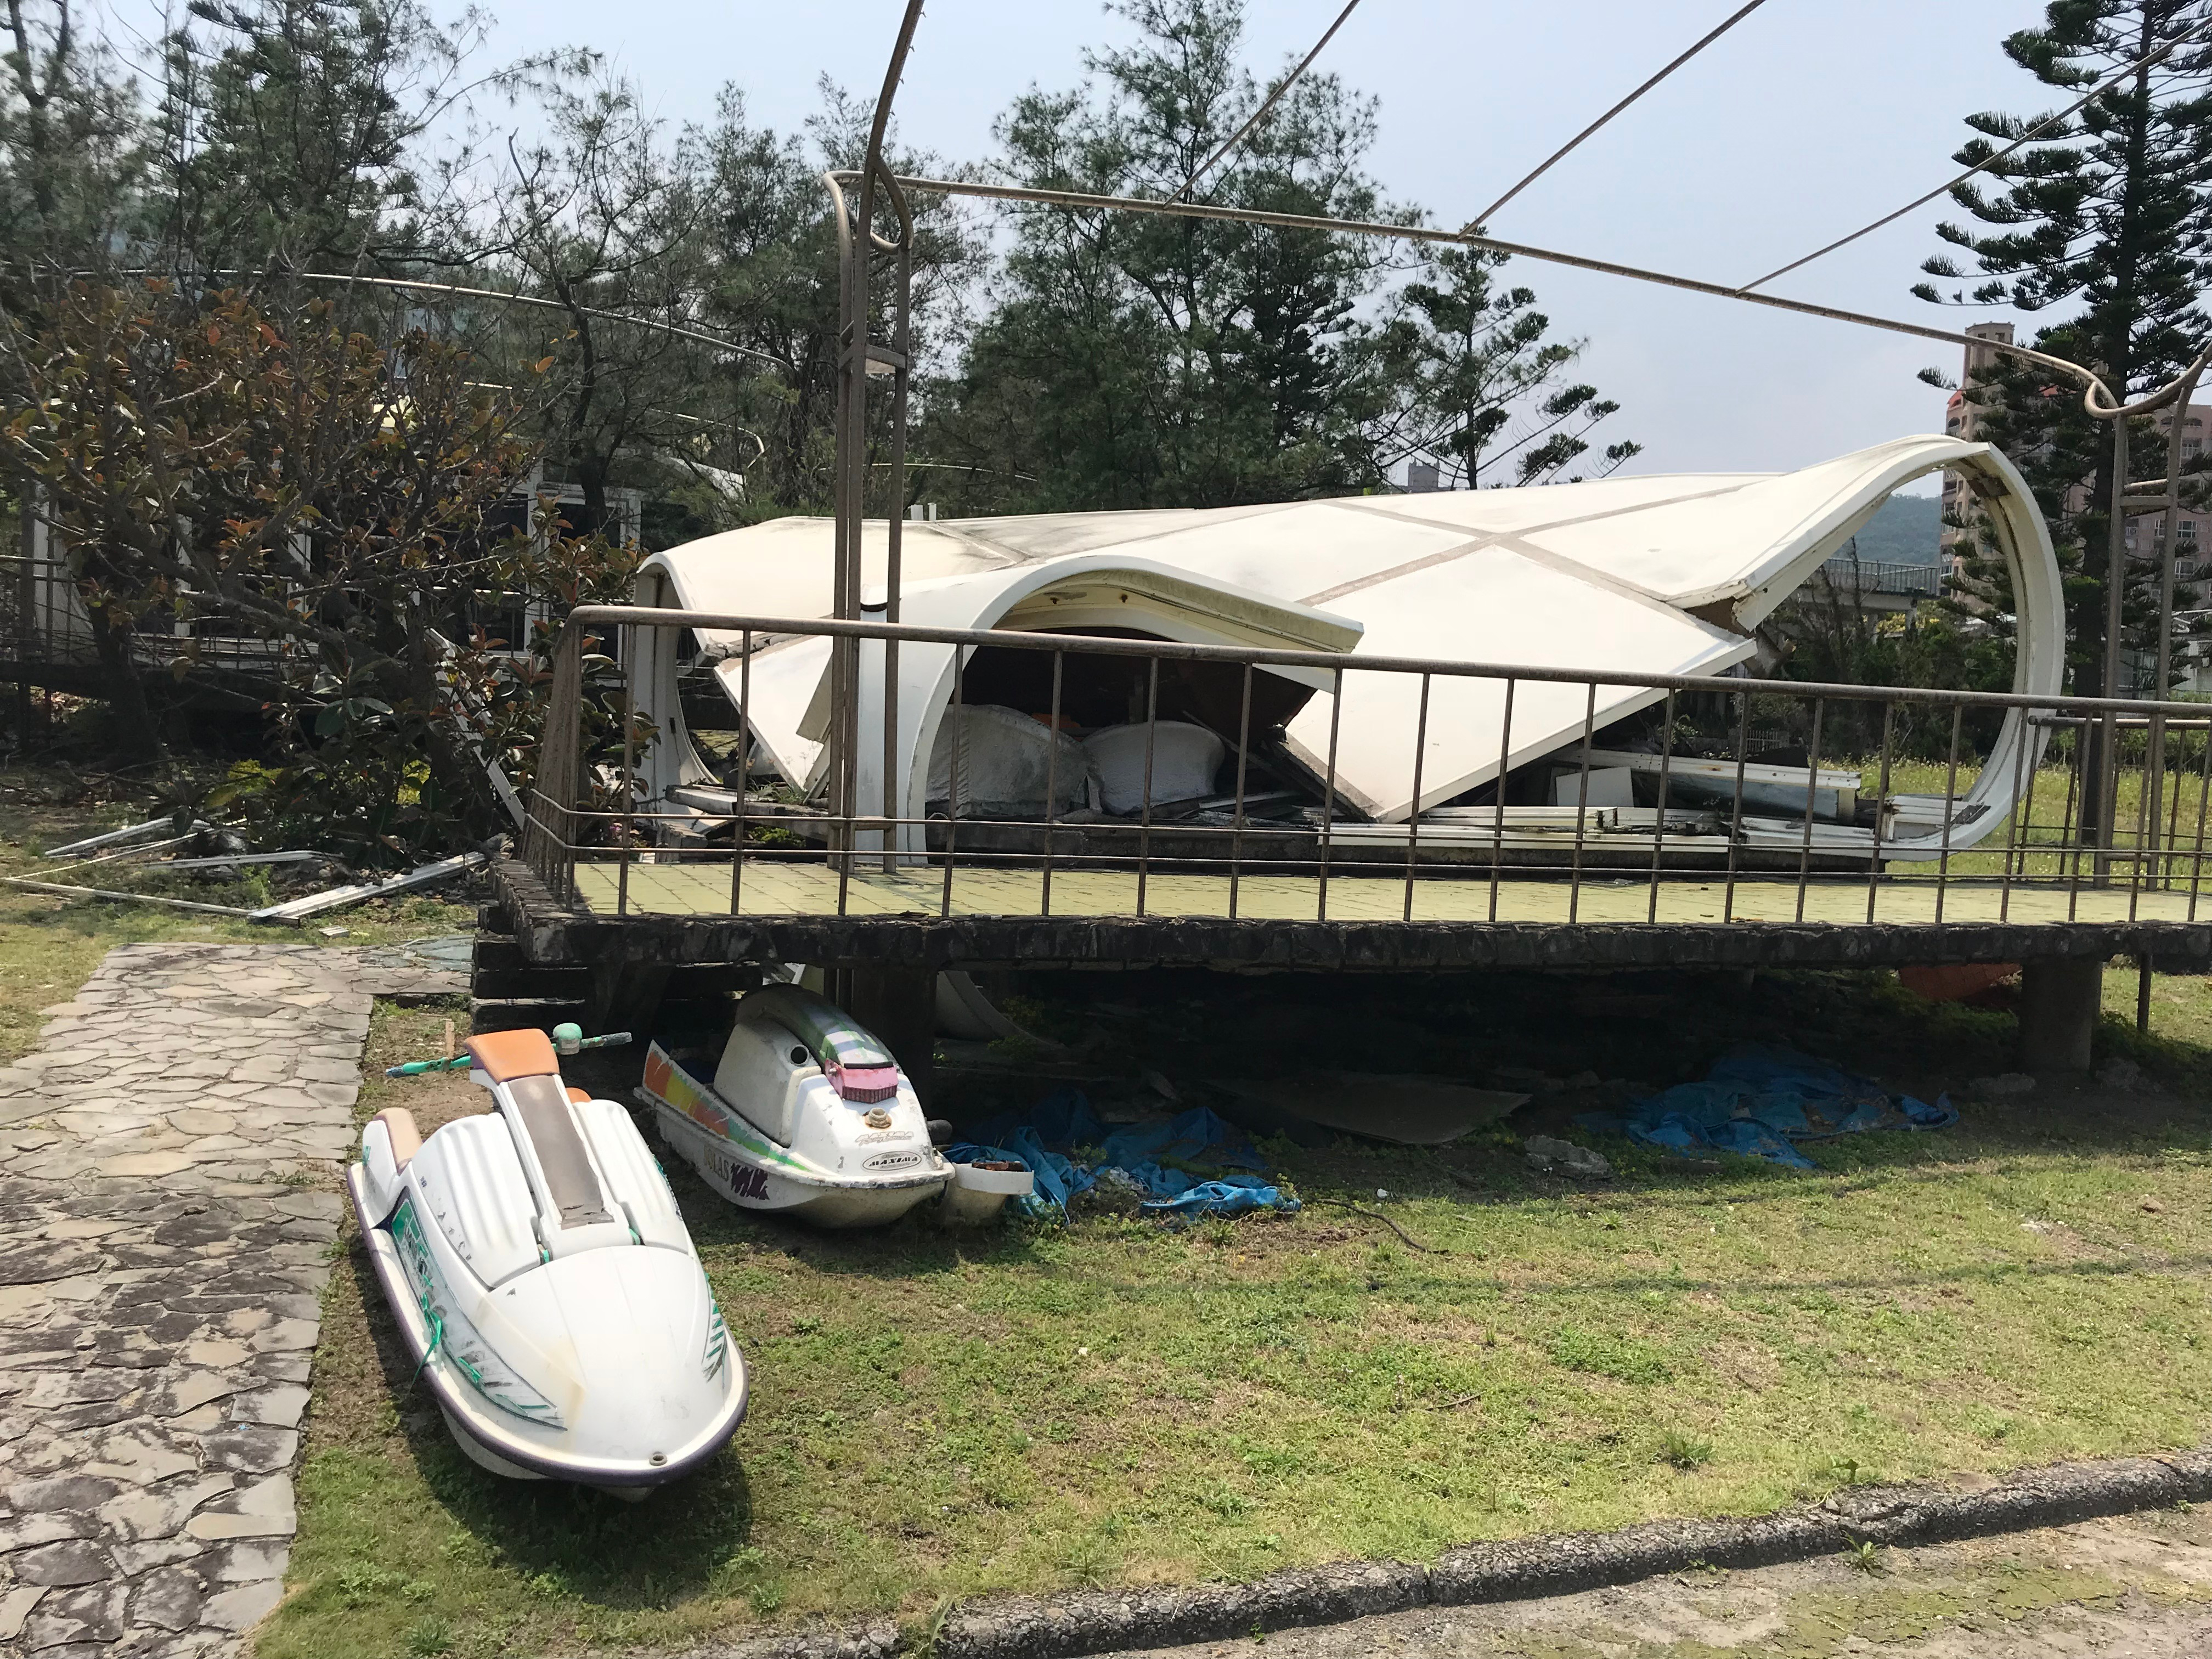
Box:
[640,1041,951,1229]
[347,1160,748,1490]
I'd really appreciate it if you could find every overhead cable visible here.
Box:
[1177,0,1365,201]
[1462,0,1771,231]
[893,171,2116,398]
[286,271,786,368]
[1741,10,2212,292]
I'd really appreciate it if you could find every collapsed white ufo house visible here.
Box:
[623,434,2061,862]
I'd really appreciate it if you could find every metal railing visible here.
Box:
[0,554,302,678]
[1813,557,1943,599]
[517,606,2212,932]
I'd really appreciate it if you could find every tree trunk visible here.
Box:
[83,600,163,763]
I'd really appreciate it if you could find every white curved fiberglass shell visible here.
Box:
[633,435,2060,860]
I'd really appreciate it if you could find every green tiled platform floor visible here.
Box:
[569,859,2206,926]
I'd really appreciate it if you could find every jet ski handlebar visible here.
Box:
[383,1024,632,1078]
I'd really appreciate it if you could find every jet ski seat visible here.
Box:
[464,1030,616,1231]
[371,1108,422,1168]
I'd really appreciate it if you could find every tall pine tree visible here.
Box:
[1916,0,2212,694]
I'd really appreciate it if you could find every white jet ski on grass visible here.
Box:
[639,984,972,1229]
[348,1024,748,1496]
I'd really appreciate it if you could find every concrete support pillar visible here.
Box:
[2017,957,2104,1074]
[845,965,937,1104]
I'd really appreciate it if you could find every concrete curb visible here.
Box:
[672,1449,2212,1659]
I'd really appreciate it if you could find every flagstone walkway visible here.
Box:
[0,944,377,1658]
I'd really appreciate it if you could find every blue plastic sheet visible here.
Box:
[1576,1045,1956,1170]
[946,1088,1299,1218]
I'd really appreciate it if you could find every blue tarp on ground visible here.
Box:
[1576,1045,1957,1169]
[946,1088,1300,1218]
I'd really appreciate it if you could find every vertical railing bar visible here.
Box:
[940,646,964,919]
[2057,716,2083,893]
[1933,703,1963,924]
[2065,710,2088,922]
[2000,706,2030,922]
[1136,657,1160,918]
[1793,698,1823,924]
[1318,666,1344,922]
[730,628,752,919]
[2128,711,2153,920]
[1722,689,1750,923]
[616,622,636,918]
[2188,715,2212,921]
[1041,649,1064,918]
[2166,714,2188,888]
[1647,687,1677,924]
[1403,673,1432,923]
[1866,701,1894,925]
[1229,661,1254,920]
[2123,712,2159,924]
[1567,681,1597,924]
[1488,678,1516,923]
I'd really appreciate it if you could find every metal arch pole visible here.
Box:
[2149,357,2204,886]
[2095,409,2131,880]
[850,0,923,874]
[826,172,862,872]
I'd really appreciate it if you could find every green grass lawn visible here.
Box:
[259,967,2212,1659]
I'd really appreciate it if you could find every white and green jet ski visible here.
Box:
[639,985,956,1229]
[348,1024,747,1494]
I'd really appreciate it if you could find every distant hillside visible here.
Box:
[1845,493,1943,567]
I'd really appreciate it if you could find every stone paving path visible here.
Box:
[0,944,375,1658]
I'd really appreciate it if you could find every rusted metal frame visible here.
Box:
[1865,701,1893,924]
[1403,673,1432,923]
[1566,683,1598,923]
[1489,679,1516,923]
[615,622,637,917]
[1793,698,1824,923]
[1228,661,1254,919]
[2190,726,2212,921]
[939,645,966,918]
[1933,704,1963,924]
[729,630,752,918]
[1041,649,1064,917]
[1721,690,1751,923]
[1647,687,1677,924]
[565,605,2212,723]
[1136,657,1160,918]
[1317,666,1344,922]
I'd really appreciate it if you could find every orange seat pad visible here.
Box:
[465,1028,560,1081]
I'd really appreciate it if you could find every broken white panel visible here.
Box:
[631,435,2064,861]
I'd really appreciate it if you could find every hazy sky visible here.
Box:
[128,0,2070,488]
